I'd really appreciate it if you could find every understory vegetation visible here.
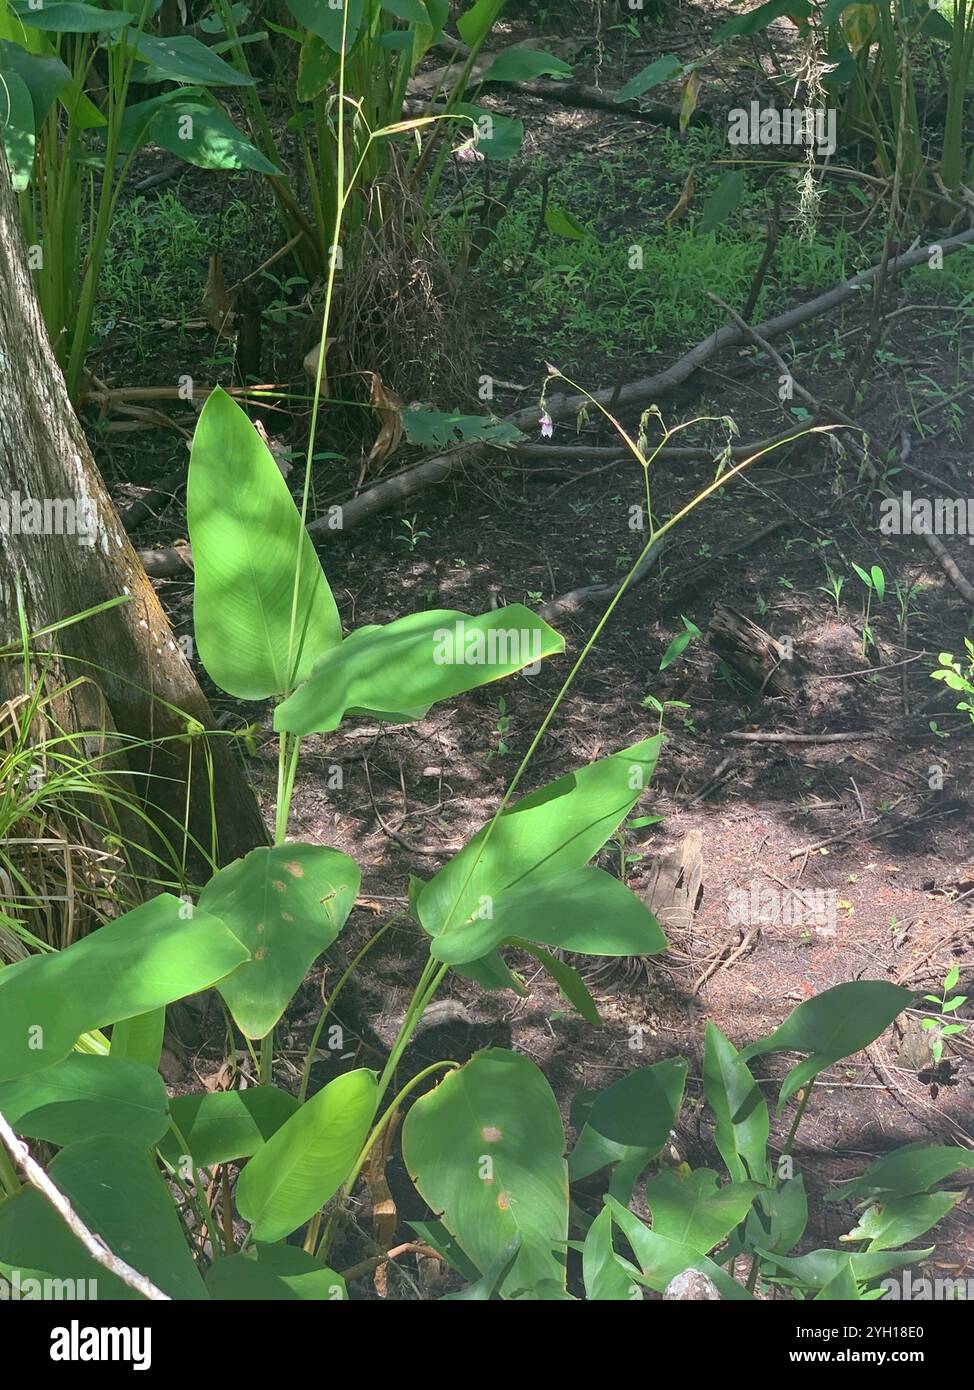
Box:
[1,0,973,1327]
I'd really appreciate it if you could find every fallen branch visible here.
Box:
[477,79,709,130]
[511,423,810,465]
[0,1108,170,1301]
[725,730,885,743]
[119,466,187,532]
[536,537,666,621]
[789,804,954,860]
[707,292,974,609]
[138,544,193,578]
[312,227,974,538]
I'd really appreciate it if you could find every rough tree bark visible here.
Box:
[0,155,268,878]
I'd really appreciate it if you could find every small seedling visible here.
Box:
[931,642,974,725]
[921,965,968,1065]
[395,516,430,550]
[641,694,690,736]
[486,696,512,760]
[851,562,885,656]
[818,563,845,617]
[659,615,701,672]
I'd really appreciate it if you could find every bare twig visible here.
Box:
[0,1108,170,1300]
[725,730,885,743]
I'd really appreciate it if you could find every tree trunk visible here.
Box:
[0,156,268,883]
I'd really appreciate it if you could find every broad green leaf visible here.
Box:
[406,1219,482,1282]
[187,387,342,699]
[659,628,691,672]
[815,1261,862,1300]
[0,1189,136,1300]
[52,1136,207,1299]
[206,1243,347,1299]
[297,32,338,101]
[440,1235,521,1300]
[416,738,661,941]
[0,68,33,189]
[0,894,249,1082]
[826,1143,974,1205]
[375,28,413,48]
[456,0,504,46]
[134,34,255,87]
[0,39,70,125]
[715,0,811,40]
[544,206,594,240]
[739,982,915,1107]
[515,942,600,1024]
[481,46,571,83]
[870,565,885,602]
[379,0,429,22]
[119,93,280,173]
[430,865,666,965]
[646,1167,763,1254]
[199,843,360,1039]
[109,1008,165,1071]
[758,1245,932,1293]
[452,102,523,160]
[700,170,744,234]
[453,947,527,994]
[159,1086,300,1168]
[236,1069,377,1242]
[582,1205,641,1300]
[402,1049,569,1299]
[743,1175,807,1257]
[275,606,562,735]
[841,1193,962,1252]
[615,54,682,104]
[402,407,523,448]
[703,1021,769,1184]
[11,1,133,31]
[606,1197,752,1299]
[569,1058,687,1204]
[0,1055,169,1148]
[409,0,446,65]
[920,6,954,40]
[286,0,364,51]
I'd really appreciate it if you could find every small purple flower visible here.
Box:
[539,411,554,439]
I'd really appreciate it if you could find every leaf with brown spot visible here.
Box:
[199,844,360,1039]
[402,1049,569,1297]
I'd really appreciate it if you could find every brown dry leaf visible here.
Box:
[665,169,695,227]
[302,337,337,399]
[366,371,405,473]
[365,1111,400,1298]
[201,254,236,334]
